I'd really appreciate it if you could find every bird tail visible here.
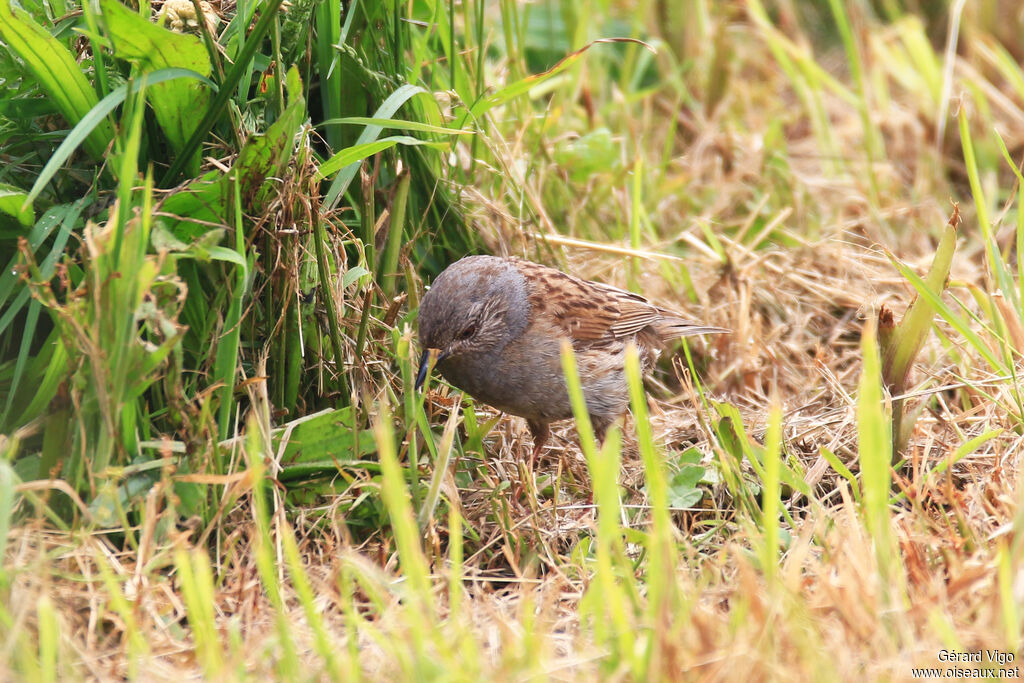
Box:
[657,319,731,339]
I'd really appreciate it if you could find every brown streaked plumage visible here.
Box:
[416,255,727,464]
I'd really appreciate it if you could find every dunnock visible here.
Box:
[416,255,727,462]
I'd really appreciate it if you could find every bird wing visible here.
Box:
[513,259,691,348]
[586,280,728,340]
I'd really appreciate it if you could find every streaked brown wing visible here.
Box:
[513,259,662,346]
[588,281,666,337]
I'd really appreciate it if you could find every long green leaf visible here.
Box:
[888,253,1008,374]
[0,184,34,226]
[98,0,213,174]
[0,204,76,310]
[882,219,956,392]
[315,0,343,152]
[214,178,251,443]
[319,116,474,136]
[0,3,114,159]
[453,38,654,129]
[159,0,287,186]
[857,317,892,575]
[25,68,215,209]
[316,136,443,181]
[0,203,80,434]
[322,84,430,207]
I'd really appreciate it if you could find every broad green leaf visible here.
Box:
[157,70,304,242]
[342,265,371,288]
[554,128,617,182]
[98,0,212,175]
[205,246,247,267]
[0,3,114,159]
[233,67,306,206]
[0,184,34,226]
[276,407,378,482]
[158,0,287,186]
[157,171,227,241]
[667,466,705,509]
[150,222,191,252]
[674,447,703,466]
[25,68,214,209]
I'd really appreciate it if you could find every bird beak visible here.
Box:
[415,348,446,390]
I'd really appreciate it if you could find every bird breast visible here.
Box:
[437,316,631,424]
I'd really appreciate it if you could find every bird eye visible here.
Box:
[457,323,477,340]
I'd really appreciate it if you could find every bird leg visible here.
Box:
[526,419,550,470]
[591,414,615,448]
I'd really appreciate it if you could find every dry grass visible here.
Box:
[5,1,1024,681]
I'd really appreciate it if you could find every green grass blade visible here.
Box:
[159,0,287,186]
[316,137,443,182]
[320,116,474,135]
[416,394,460,530]
[174,549,224,678]
[24,68,214,208]
[280,523,344,680]
[214,177,251,443]
[321,84,431,206]
[959,108,1017,307]
[857,316,892,578]
[99,0,213,174]
[379,169,411,297]
[761,398,782,585]
[887,253,1008,374]
[0,184,34,226]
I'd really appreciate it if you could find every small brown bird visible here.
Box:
[416,255,727,463]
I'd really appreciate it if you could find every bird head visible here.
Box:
[416,256,528,389]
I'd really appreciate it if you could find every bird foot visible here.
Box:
[525,419,551,471]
